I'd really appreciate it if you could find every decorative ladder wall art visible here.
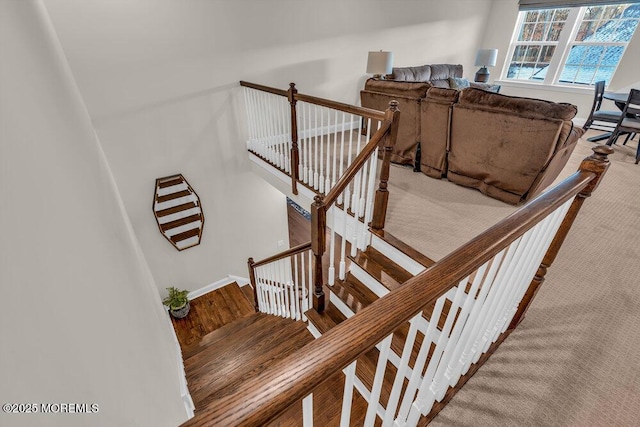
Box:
[153,174,204,251]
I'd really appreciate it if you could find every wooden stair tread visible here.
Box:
[332,275,379,313]
[187,315,313,410]
[351,247,413,291]
[371,229,435,268]
[181,312,264,359]
[171,282,255,348]
[240,283,256,308]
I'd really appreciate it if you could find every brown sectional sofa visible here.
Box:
[361,64,499,166]
[423,87,584,204]
[360,63,584,204]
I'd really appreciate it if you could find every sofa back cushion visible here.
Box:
[391,64,463,83]
[363,79,431,99]
[447,88,577,204]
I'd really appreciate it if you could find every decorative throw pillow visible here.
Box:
[448,77,470,89]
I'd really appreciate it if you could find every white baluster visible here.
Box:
[339,189,347,280]
[350,171,361,257]
[303,393,313,427]
[307,103,313,185]
[319,107,325,193]
[470,234,529,367]
[396,297,446,423]
[308,251,313,312]
[331,109,339,191]
[364,334,393,427]
[300,252,308,321]
[382,317,420,427]
[447,250,505,386]
[281,260,290,318]
[432,267,488,401]
[328,205,335,286]
[414,283,468,416]
[340,362,357,427]
[294,255,301,321]
[313,105,319,189]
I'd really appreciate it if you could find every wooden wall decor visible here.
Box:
[153,174,204,251]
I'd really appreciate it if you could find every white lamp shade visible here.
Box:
[366,51,394,75]
[474,49,498,67]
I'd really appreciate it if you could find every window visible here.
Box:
[505,3,640,86]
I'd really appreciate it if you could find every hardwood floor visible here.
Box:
[171,282,255,348]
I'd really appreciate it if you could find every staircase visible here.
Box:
[180,229,439,426]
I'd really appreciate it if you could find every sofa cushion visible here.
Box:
[390,63,463,83]
[448,77,470,89]
[391,65,432,82]
[430,64,463,80]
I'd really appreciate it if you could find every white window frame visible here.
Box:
[502,5,637,87]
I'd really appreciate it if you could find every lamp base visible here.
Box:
[474,67,490,83]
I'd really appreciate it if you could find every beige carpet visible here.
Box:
[383,132,640,426]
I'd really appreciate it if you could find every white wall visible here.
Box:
[483,0,640,122]
[41,0,494,295]
[0,1,187,426]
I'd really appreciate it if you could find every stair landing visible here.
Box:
[171,282,255,348]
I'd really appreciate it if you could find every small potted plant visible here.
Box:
[163,287,190,319]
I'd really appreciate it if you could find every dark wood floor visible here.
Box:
[171,282,255,349]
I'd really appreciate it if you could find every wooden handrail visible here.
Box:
[184,148,610,426]
[240,80,288,97]
[240,80,386,120]
[295,93,386,121]
[250,241,312,268]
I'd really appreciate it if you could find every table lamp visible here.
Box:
[474,48,498,83]
[366,50,393,79]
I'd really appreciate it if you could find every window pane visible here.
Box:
[584,46,604,65]
[566,45,587,64]
[594,67,615,85]
[612,19,638,42]
[575,66,596,85]
[558,65,578,84]
[576,21,596,41]
[584,6,604,21]
[553,8,570,21]
[525,46,541,62]
[532,23,547,41]
[512,45,526,62]
[525,11,539,23]
[602,45,624,66]
[519,23,535,41]
[548,22,564,41]
[540,45,555,63]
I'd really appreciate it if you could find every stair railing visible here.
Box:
[186,146,614,426]
[247,242,313,322]
[241,81,387,196]
[243,81,400,314]
[310,103,399,312]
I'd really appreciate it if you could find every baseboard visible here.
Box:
[187,274,251,300]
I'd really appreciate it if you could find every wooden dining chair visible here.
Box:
[583,80,623,131]
[606,88,640,164]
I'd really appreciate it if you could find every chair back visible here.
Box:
[583,81,606,130]
[592,80,606,112]
[623,88,640,117]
